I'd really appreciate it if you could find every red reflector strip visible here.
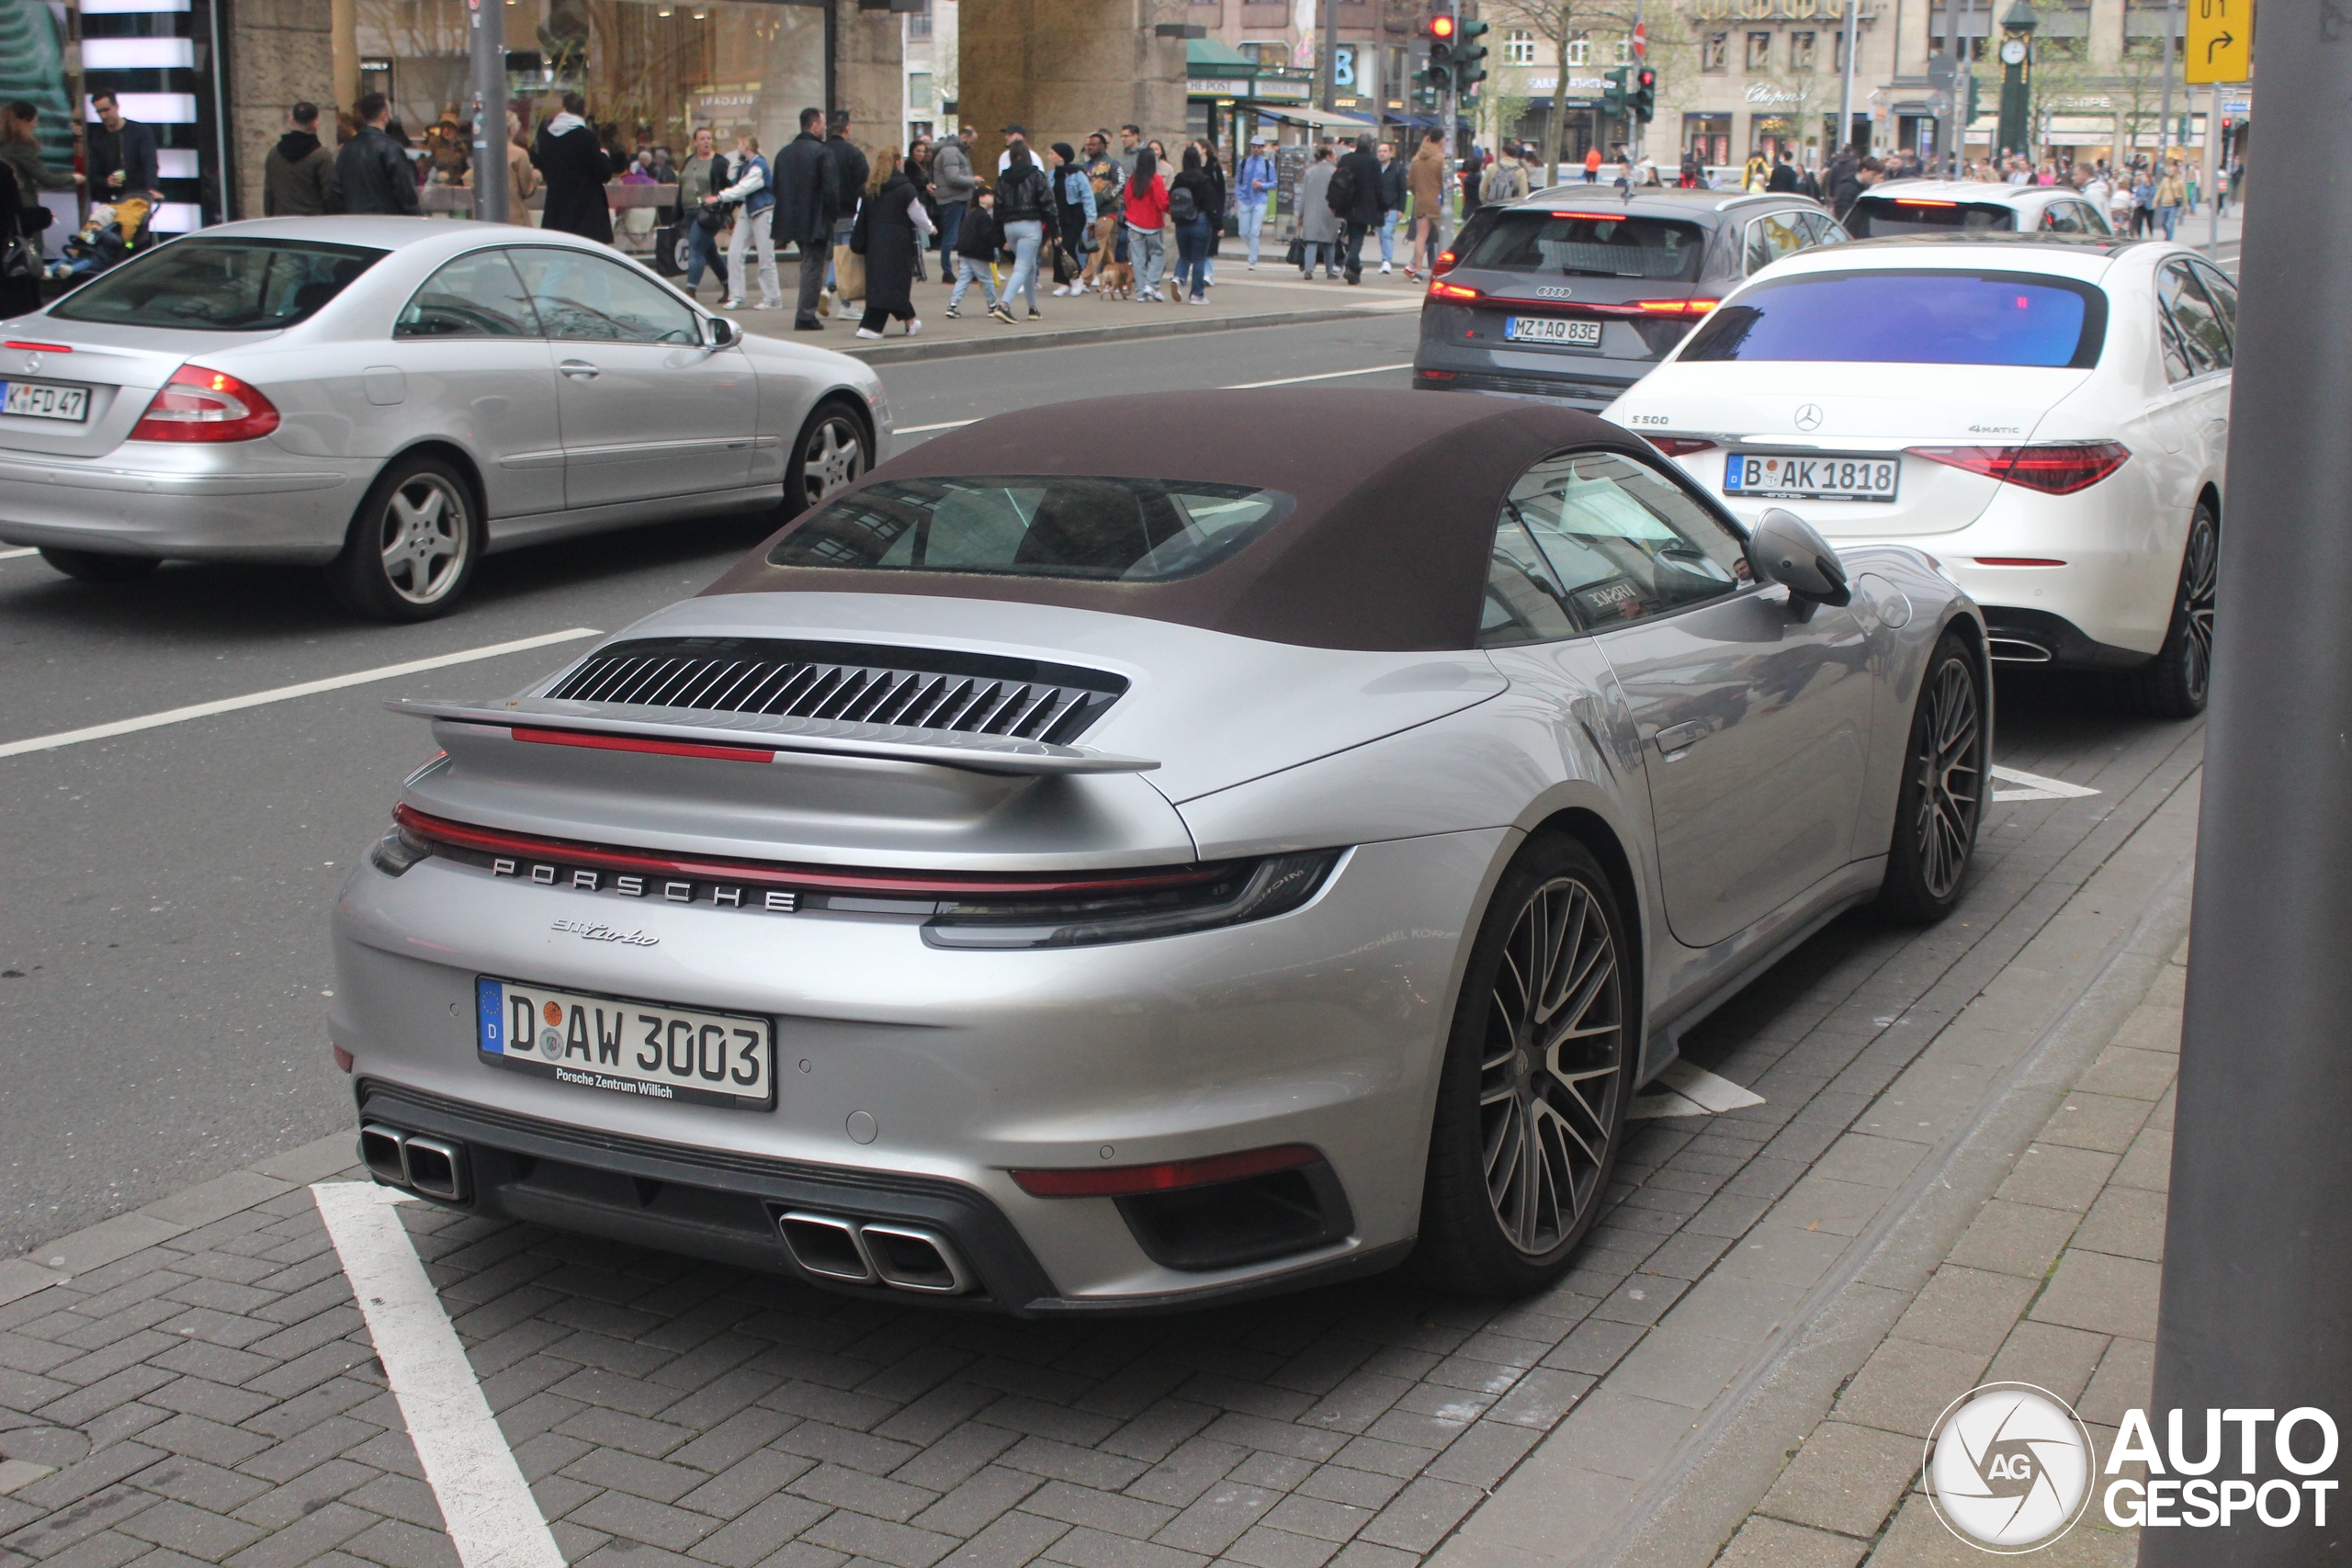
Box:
[1416,369,1458,380]
[1973,558,2068,567]
[390,804,1233,898]
[513,726,775,763]
[1011,1144,1322,1199]
[1645,435,1719,457]
[5,340,70,352]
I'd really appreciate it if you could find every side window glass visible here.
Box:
[1510,451,1747,626]
[1744,221,1770,276]
[2079,201,2114,235]
[2190,262,2238,348]
[1802,212,1849,246]
[509,248,701,344]
[1478,515,1583,647]
[394,250,537,338]
[2157,309,2195,383]
[1744,214,1804,275]
[2159,263,2225,373]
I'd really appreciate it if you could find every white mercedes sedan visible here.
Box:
[1605,232,2232,716]
[0,219,891,620]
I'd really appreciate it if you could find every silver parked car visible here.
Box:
[333,391,1989,1313]
[0,218,891,619]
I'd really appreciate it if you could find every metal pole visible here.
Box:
[2144,11,2352,1567]
[2157,0,2177,169]
[2204,79,2218,257]
[1838,0,1859,155]
[1441,0,1458,252]
[1318,0,1339,115]
[468,0,507,224]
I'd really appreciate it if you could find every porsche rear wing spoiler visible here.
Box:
[385,697,1160,776]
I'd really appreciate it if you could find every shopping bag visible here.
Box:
[831,243,865,303]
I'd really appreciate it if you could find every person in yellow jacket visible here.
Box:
[1745,150,1770,191]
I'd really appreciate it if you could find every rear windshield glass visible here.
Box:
[1456,210,1707,281]
[1845,197,2018,238]
[1680,270,2106,367]
[51,238,385,331]
[768,477,1294,582]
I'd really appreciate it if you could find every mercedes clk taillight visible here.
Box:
[130,364,281,442]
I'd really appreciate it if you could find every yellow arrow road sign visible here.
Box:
[2187,0,2250,84]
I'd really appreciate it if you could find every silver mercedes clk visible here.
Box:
[332,389,1990,1314]
[0,218,888,619]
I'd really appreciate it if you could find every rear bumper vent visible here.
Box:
[546,637,1125,745]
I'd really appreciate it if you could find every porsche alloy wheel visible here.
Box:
[790,401,868,517]
[1418,836,1629,1293]
[1875,631,1985,922]
[329,456,478,622]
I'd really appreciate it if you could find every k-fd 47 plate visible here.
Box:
[1504,316,1602,346]
[476,976,775,1109]
[1723,452,1899,502]
[0,379,89,422]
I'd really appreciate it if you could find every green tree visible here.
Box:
[1479,0,1638,185]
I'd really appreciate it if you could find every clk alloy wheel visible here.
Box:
[329,456,479,622]
[1876,631,1985,922]
[378,475,469,605]
[791,402,868,516]
[1480,875,1625,1255]
[1417,835,1630,1294]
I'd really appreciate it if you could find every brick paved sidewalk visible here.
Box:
[1711,938,2183,1567]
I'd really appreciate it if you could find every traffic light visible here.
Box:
[1632,65,1657,121]
[1455,19,1489,91]
[1964,73,1982,129]
[1421,14,1456,92]
[1602,66,1629,116]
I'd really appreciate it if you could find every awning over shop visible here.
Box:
[1238,102,1384,130]
[1187,38,1261,79]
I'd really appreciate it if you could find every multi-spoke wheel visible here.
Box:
[329,456,478,622]
[786,400,868,517]
[1417,835,1631,1293]
[1875,630,1986,923]
[2115,502,2219,719]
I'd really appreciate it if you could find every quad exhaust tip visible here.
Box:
[359,1123,467,1202]
[777,1210,972,1295]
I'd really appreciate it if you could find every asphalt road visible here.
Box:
[0,309,2188,1257]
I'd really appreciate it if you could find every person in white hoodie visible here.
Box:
[711,130,780,310]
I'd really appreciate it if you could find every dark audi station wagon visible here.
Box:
[1414,189,1849,410]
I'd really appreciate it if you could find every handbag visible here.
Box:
[694,203,727,232]
[1048,239,1073,287]
[1283,234,1305,268]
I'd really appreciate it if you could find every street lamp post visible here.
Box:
[1994,0,2036,164]
[467,0,506,224]
[2144,13,2352,1568]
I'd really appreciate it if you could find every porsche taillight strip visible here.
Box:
[513,726,775,763]
[390,804,1233,898]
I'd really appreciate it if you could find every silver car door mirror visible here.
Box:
[1747,507,1852,607]
[706,316,740,348]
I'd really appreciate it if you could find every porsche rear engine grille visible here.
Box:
[545,637,1125,746]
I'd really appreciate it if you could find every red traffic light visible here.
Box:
[1637,67,1657,88]
[1430,14,1456,39]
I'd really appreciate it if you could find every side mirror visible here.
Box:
[1747,507,1852,606]
[707,316,740,348]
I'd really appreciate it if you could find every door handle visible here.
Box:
[559,360,601,379]
[1654,720,1709,756]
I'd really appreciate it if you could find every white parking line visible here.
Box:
[1630,1061,1768,1120]
[0,626,601,761]
[313,1184,565,1568]
[898,361,1416,435]
[1990,764,2103,803]
[0,547,35,560]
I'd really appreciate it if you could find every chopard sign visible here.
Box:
[549,920,660,946]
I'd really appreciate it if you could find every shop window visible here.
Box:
[1702,31,1730,72]
[1504,29,1537,65]
[1746,31,1774,70]
[1791,31,1816,69]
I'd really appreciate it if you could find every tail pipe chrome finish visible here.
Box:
[1985,636,2056,663]
[776,1210,973,1295]
[358,1123,468,1202]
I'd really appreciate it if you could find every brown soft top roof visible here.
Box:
[704,388,1661,651]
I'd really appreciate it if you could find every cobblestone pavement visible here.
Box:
[0,689,2203,1568]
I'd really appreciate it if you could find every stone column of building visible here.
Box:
[835,0,910,154]
[226,0,335,220]
[959,0,1189,159]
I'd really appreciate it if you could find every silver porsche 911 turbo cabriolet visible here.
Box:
[331,389,1989,1314]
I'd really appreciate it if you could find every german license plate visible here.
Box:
[0,379,87,422]
[1724,451,1899,502]
[1505,316,1602,346]
[476,976,775,1110]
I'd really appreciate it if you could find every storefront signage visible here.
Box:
[1743,83,1803,103]
[1192,79,1250,96]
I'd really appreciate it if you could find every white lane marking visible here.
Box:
[1629,1062,1768,1120]
[0,626,601,761]
[314,1183,564,1568]
[0,546,36,560]
[898,360,1417,434]
[1990,764,2102,803]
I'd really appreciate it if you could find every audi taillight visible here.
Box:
[1907,441,2130,495]
[1427,279,1480,300]
[130,364,280,443]
[1645,435,1718,457]
[1636,298,1718,317]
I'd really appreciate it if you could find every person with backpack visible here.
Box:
[1330,134,1385,287]
[1168,145,1216,302]
[1483,144,1529,207]
[1235,134,1276,268]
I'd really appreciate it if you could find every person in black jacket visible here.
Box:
[0,162,40,319]
[850,149,933,338]
[770,107,837,332]
[1332,134,1385,287]
[992,139,1055,322]
[1168,146,1216,302]
[1767,150,1799,193]
[535,93,614,243]
[330,93,418,216]
[945,186,1000,319]
[87,92,159,203]
[824,110,869,266]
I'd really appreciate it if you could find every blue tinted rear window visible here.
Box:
[1680,269,2105,367]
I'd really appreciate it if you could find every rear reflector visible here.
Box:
[1907,441,2130,495]
[512,726,775,763]
[1645,435,1719,457]
[332,1043,354,1073]
[1415,369,1458,381]
[1011,1144,1322,1198]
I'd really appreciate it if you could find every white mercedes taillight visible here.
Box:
[130,364,280,443]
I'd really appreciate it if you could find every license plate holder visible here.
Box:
[1504,315,1602,347]
[0,378,89,423]
[1723,451,1900,503]
[476,976,775,1110]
